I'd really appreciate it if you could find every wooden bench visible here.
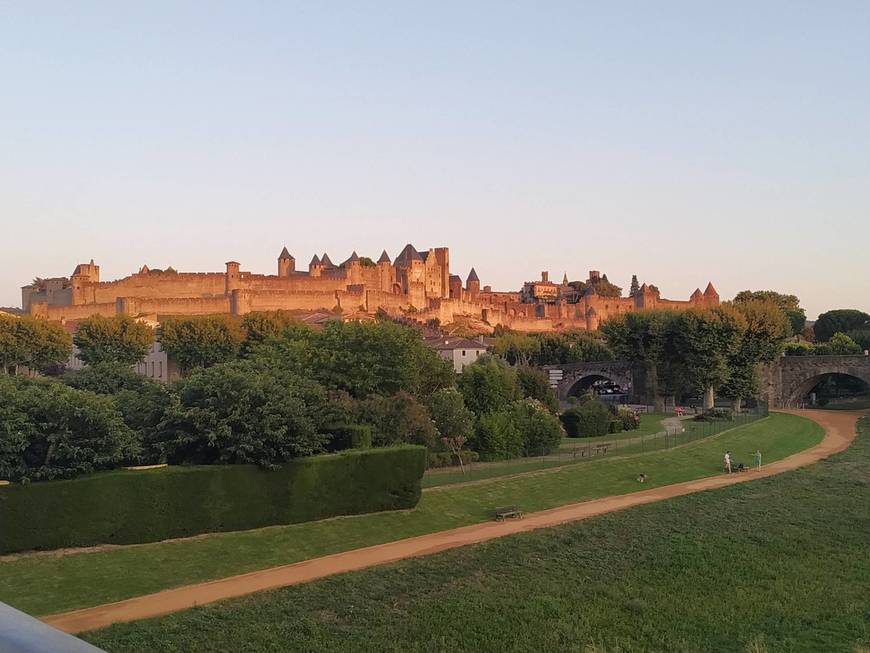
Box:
[595,443,611,455]
[494,505,524,521]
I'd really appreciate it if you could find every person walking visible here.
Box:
[724,450,732,474]
[754,449,762,471]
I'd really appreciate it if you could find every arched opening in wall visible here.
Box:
[392,283,403,294]
[788,372,870,409]
[566,374,628,403]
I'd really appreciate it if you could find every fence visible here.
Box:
[422,405,768,489]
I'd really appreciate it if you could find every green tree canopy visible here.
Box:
[158,315,245,372]
[457,356,520,415]
[157,362,328,467]
[0,314,72,374]
[721,300,790,410]
[0,376,137,483]
[734,290,806,336]
[73,314,154,366]
[426,387,474,442]
[814,309,870,342]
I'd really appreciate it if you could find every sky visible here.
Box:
[1,2,868,319]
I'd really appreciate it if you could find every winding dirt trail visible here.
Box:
[43,409,862,634]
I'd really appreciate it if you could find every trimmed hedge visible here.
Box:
[0,445,425,554]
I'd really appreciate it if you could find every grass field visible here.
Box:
[423,412,756,488]
[85,416,868,653]
[0,413,821,618]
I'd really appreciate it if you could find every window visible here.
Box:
[462,350,466,356]
[151,361,155,377]
[158,361,163,378]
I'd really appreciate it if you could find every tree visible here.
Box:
[510,399,564,455]
[601,311,676,410]
[457,357,520,415]
[846,329,870,351]
[471,410,524,460]
[240,311,310,348]
[492,331,539,366]
[0,314,72,374]
[515,365,559,412]
[814,310,870,342]
[357,391,439,449]
[824,332,862,355]
[674,307,745,409]
[158,315,244,372]
[734,290,806,336]
[629,275,640,297]
[157,362,328,467]
[427,388,474,442]
[73,314,154,366]
[722,300,790,411]
[63,361,155,395]
[0,376,137,483]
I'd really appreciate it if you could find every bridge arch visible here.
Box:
[547,361,634,401]
[775,355,870,407]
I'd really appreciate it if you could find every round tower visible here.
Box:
[466,268,480,300]
[225,261,241,294]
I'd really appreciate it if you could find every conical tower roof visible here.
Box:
[309,254,321,266]
[467,267,480,283]
[704,281,718,296]
[342,251,360,266]
[395,243,423,265]
[377,250,391,264]
[321,253,335,268]
[278,246,293,260]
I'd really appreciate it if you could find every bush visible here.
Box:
[426,388,474,442]
[0,446,426,554]
[784,341,814,356]
[324,424,373,452]
[72,314,154,366]
[472,411,524,460]
[693,408,734,422]
[427,449,480,468]
[515,366,559,412]
[158,363,329,467]
[560,400,612,437]
[0,376,138,483]
[608,419,624,434]
[617,407,641,431]
[458,357,520,415]
[510,399,565,455]
[356,391,439,449]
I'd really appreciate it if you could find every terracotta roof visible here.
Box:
[424,335,488,351]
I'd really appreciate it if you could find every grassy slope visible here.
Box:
[423,413,749,489]
[0,413,820,617]
[86,417,869,653]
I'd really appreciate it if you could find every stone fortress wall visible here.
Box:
[22,245,719,331]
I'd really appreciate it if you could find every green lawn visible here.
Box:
[0,413,821,618]
[423,412,758,488]
[85,417,868,653]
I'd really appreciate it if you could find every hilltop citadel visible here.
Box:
[22,244,719,331]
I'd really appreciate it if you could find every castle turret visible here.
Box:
[690,287,704,304]
[225,261,241,293]
[320,253,335,269]
[309,254,323,277]
[377,250,393,292]
[586,306,599,331]
[342,251,361,283]
[449,274,463,299]
[278,247,295,277]
[466,267,480,300]
[704,282,719,304]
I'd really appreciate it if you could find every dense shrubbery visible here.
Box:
[0,446,426,554]
[0,313,72,374]
[694,408,734,422]
[560,400,612,438]
[492,329,613,366]
[784,332,863,356]
[0,376,137,483]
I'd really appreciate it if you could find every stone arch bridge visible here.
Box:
[545,354,870,407]
[544,361,636,401]
[760,354,870,407]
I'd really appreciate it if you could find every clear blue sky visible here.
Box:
[1,2,868,318]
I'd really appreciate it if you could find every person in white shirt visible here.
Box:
[724,451,732,474]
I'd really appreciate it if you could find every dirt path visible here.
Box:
[44,409,862,634]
